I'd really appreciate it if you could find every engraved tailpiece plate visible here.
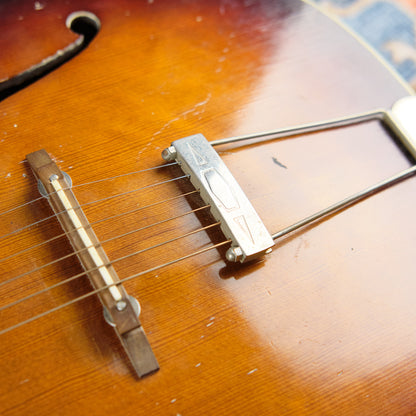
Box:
[163,134,274,262]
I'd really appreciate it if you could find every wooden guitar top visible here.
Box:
[0,0,415,414]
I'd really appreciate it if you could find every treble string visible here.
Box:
[0,202,209,289]
[0,239,231,336]
[0,159,226,336]
[0,190,199,266]
[0,196,45,218]
[0,161,179,219]
[71,161,178,188]
[0,174,189,242]
[0,221,221,313]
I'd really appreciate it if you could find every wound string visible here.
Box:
[0,174,189,241]
[0,203,210,289]
[0,190,199,266]
[0,161,225,335]
[0,239,231,336]
[0,221,221,312]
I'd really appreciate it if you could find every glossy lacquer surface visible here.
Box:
[0,0,415,414]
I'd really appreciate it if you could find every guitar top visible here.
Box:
[0,0,415,414]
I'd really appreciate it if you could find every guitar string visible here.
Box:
[0,161,179,218]
[7,163,414,332]
[4,169,415,333]
[0,173,189,240]
[0,107,389,221]
[2,109,410,335]
[0,221,221,312]
[0,239,231,336]
[0,174,189,241]
[78,174,189,208]
[0,196,45,218]
[72,162,178,188]
[0,190,199,265]
[0,203,210,289]
[8,161,416,326]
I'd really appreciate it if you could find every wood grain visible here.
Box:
[0,0,415,415]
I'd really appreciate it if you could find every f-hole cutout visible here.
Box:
[0,11,101,101]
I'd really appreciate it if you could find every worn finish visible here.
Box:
[0,0,415,415]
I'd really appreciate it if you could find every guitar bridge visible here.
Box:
[27,150,159,378]
[162,134,274,262]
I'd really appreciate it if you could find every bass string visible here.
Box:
[0,239,231,336]
[0,203,211,289]
[0,190,199,266]
[0,221,221,313]
[0,161,179,218]
[0,174,190,241]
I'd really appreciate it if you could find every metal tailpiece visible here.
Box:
[162,134,274,262]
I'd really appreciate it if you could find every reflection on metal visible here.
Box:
[162,134,274,262]
[164,96,416,246]
[104,295,141,327]
[385,96,416,160]
[223,96,416,240]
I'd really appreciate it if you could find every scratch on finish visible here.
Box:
[247,368,258,375]
[149,93,212,137]
[272,157,287,169]
[138,93,212,157]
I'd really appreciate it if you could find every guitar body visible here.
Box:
[0,0,415,414]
